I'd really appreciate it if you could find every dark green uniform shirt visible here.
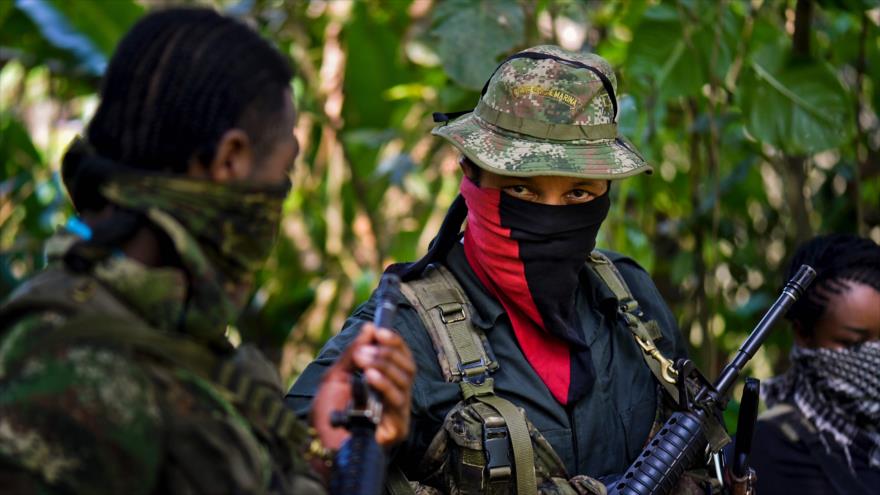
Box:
[287,244,687,479]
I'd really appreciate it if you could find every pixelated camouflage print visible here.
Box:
[487,46,617,127]
[0,335,164,494]
[0,228,325,494]
[432,45,651,180]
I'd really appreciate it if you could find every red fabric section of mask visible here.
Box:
[460,177,574,404]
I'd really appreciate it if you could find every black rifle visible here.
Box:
[608,265,816,495]
[329,274,401,495]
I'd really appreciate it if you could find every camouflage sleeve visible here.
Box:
[0,316,164,495]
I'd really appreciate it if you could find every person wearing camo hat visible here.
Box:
[288,45,690,494]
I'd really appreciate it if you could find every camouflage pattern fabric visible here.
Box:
[0,225,324,493]
[432,45,651,180]
[415,401,606,495]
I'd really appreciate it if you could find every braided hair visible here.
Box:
[60,7,293,269]
[786,234,880,336]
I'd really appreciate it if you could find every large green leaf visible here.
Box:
[14,0,143,75]
[624,5,703,100]
[740,52,855,154]
[429,0,525,90]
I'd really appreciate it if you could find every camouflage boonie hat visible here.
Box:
[432,45,651,179]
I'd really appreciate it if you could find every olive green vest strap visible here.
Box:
[398,265,497,382]
[461,378,538,495]
[401,266,537,495]
[585,252,681,404]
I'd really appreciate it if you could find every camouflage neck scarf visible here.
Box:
[100,174,289,342]
[763,341,880,470]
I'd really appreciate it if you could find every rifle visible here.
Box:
[329,274,401,495]
[608,264,816,495]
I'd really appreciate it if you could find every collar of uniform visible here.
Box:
[47,230,189,333]
[442,241,506,330]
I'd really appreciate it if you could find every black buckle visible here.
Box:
[458,358,489,385]
[483,421,512,480]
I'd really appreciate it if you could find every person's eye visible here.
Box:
[504,185,535,199]
[566,189,595,203]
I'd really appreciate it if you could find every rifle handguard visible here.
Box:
[608,410,708,495]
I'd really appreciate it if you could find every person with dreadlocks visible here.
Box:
[0,8,414,494]
[287,46,699,494]
[750,234,880,495]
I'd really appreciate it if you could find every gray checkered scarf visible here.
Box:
[762,341,880,470]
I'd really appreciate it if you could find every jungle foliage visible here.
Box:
[2,0,878,420]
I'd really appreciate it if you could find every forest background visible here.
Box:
[2,0,878,426]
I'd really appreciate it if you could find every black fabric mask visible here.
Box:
[460,177,610,404]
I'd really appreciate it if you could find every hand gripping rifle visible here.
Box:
[329,274,401,495]
[608,265,816,495]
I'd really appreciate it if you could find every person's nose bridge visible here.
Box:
[537,186,569,206]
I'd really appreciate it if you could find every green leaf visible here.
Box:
[429,0,525,90]
[740,56,855,154]
[14,0,143,75]
[624,5,703,100]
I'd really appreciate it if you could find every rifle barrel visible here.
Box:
[714,265,815,396]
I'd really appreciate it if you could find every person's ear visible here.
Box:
[189,129,254,182]
[459,156,478,181]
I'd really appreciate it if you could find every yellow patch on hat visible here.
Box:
[511,85,578,109]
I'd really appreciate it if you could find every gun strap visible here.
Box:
[400,264,537,495]
[585,252,681,404]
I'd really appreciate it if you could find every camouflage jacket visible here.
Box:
[288,243,689,486]
[0,232,325,495]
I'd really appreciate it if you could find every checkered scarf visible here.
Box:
[763,341,880,470]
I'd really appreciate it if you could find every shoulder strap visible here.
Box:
[585,252,680,404]
[399,264,537,495]
[398,264,498,383]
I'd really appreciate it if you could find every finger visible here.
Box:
[365,357,412,391]
[373,331,416,375]
[376,421,407,446]
[364,368,407,409]
[358,345,415,385]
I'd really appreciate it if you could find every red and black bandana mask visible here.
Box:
[460,177,610,405]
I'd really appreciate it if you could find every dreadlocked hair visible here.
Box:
[785,234,880,336]
[60,7,293,270]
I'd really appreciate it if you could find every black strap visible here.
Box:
[432,111,472,123]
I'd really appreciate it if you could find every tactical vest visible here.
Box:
[387,252,682,495]
[0,267,319,494]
